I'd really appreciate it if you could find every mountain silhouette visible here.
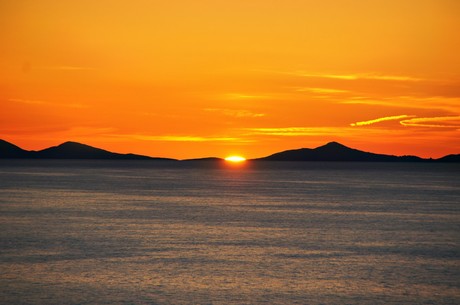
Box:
[253,141,424,162]
[436,154,460,163]
[0,139,30,158]
[0,139,458,162]
[182,157,224,162]
[0,140,174,160]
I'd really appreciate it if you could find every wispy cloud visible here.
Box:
[205,108,265,118]
[341,96,460,113]
[296,87,349,94]
[21,63,96,73]
[42,66,96,71]
[297,73,358,80]
[400,116,460,128]
[350,115,460,129]
[350,115,415,127]
[342,98,403,107]
[243,127,343,136]
[8,98,88,108]
[221,93,268,100]
[295,72,423,82]
[364,75,423,82]
[8,98,47,105]
[241,126,416,139]
[125,134,247,142]
[67,126,118,135]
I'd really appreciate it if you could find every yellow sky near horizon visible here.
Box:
[1,0,459,159]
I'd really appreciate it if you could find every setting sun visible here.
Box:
[225,156,246,163]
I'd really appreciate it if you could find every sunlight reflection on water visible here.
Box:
[1,160,459,304]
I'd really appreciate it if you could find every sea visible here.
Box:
[1,160,459,305]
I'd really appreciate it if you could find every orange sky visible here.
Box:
[1,0,459,159]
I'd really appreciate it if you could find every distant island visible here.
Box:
[254,141,460,162]
[0,140,174,161]
[1,139,459,162]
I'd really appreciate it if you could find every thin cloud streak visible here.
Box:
[243,127,346,136]
[294,72,423,82]
[342,96,460,112]
[124,134,250,143]
[351,115,415,127]
[205,108,266,118]
[240,126,428,140]
[400,116,460,128]
[40,66,96,71]
[296,88,349,94]
[8,98,88,109]
[8,98,48,105]
[221,93,269,100]
[351,115,460,128]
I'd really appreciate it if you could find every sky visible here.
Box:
[1,0,459,159]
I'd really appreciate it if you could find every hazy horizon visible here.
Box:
[2,138,459,160]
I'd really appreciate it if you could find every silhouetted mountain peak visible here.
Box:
[0,140,169,160]
[437,154,460,163]
[60,141,86,146]
[326,141,344,146]
[255,142,422,162]
[0,139,29,158]
[316,141,350,150]
[54,141,109,152]
[38,141,111,157]
[0,139,21,150]
[54,141,99,149]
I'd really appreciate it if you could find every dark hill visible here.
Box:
[436,154,460,163]
[182,157,224,162]
[0,140,174,160]
[0,139,30,158]
[1,139,458,162]
[36,141,172,160]
[37,141,125,159]
[253,141,424,162]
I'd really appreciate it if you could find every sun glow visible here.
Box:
[225,156,246,163]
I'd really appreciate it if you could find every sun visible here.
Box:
[224,156,246,163]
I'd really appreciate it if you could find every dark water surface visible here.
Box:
[1,160,459,304]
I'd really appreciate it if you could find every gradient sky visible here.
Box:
[1,0,459,159]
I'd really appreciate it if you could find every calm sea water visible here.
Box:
[1,160,459,305]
